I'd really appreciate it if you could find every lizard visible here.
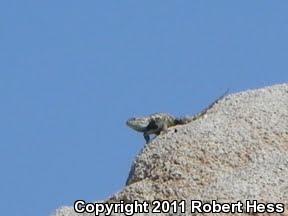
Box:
[126,89,229,143]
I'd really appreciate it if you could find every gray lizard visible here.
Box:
[126,90,229,143]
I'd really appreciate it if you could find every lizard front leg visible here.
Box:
[144,121,161,143]
[143,132,150,143]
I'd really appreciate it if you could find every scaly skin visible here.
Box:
[126,90,229,143]
[126,113,177,143]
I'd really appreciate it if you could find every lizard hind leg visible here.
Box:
[160,122,168,134]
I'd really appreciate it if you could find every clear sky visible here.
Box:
[1,1,287,215]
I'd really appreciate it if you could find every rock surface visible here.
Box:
[54,84,288,216]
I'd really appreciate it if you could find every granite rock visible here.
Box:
[54,83,288,216]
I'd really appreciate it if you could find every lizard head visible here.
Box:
[126,117,150,132]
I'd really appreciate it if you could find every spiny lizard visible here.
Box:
[126,90,229,143]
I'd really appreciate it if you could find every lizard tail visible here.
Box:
[179,89,229,123]
[192,88,229,120]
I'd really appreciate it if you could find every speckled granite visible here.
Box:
[54,83,288,216]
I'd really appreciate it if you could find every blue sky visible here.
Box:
[1,1,287,215]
